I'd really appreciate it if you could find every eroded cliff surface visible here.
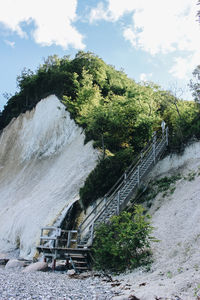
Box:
[0,95,98,258]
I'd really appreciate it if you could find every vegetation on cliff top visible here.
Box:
[0,51,199,207]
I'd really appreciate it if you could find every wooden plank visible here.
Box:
[40,236,57,240]
[41,226,58,230]
[37,246,90,252]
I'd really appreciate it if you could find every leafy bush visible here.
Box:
[135,174,182,207]
[79,149,133,207]
[91,205,156,272]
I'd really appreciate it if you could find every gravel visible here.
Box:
[0,268,117,300]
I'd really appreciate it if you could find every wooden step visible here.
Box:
[75,266,89,270]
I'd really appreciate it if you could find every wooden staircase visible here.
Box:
[37,227,91,273]
[37,126,168,273]
[77,127,168,247]
[67,254,90,273]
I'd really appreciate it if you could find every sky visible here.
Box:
[0,0,199,110]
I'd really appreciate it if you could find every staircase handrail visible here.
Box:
[92,132,168,228]
[78,134,155,235]
[78,129,167,237]
[86,132,167,231]
[103,132,156,199]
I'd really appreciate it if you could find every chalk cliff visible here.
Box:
[0,95,99,258]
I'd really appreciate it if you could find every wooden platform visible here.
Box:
[37,245,90,256]
[37,227,91,272]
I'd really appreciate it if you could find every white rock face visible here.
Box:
[0,95,99,259]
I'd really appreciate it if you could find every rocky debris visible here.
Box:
[5,259,26,270]
[112,294,140,300]
[67,271,94,280]
[22,261,48,273]
[0,267,183,299]
[0,268,116,299]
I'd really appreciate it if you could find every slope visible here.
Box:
[115,141,200,299]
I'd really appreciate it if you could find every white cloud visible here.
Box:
[4,40,15,48]
[90,2,110,23]
[90,0,140,22]
[90,0,200,79]
[140,73,152,81]
[170,52,200,80]
[123,27,137,47]
[0,0,85,50]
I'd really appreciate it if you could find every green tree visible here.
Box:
[190,65,200,104]
[92,205,156,272]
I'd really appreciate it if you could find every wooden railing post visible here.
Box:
[166,127,169,146]
[153,133,156,164]
[137,165,140,187]
[77,228,81,245]
[90,222,94,244]
[67,231,71,248]
[124,171,127,183]
[117,191,120,215]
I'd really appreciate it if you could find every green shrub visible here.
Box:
[153,174,182,192]
[79,149,133,208]
[134,174,182,205]
[91,205,156,272]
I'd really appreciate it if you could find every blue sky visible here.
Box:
[0,0,199,110]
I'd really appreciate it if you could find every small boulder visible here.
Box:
[22,261,48,273]
[5,259,26,269]
[67,269,76,276]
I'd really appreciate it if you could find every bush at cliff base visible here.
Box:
[91,205,157,272]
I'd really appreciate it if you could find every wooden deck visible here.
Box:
[37,245,90,256]
[37,227,91,272]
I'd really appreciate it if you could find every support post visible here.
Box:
[124,171,127,183]
[77,228,81,245]
[52,259,56,271]
[90,222,94,244]
[166,127,169,146]
[153,133,156,164]
[140,151,143,159]
[67,231,71,248]
[40,228,43,246]
[117,191,120,215]
[153,143,156,164]
[137,165,140,187]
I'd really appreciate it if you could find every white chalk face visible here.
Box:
[0,95,99,259]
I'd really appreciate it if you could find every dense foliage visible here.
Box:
[91,205,155,272]
[1,51,199,207]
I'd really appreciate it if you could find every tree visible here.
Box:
[189,1,200,103]
[92,205,156,272]
[190,66,200,103]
